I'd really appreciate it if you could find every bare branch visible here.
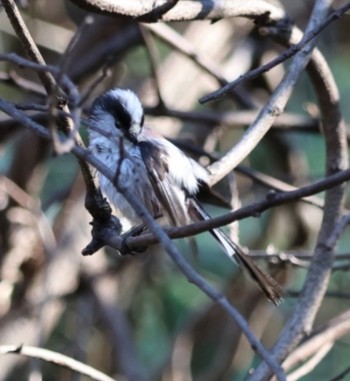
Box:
[69,0,287,23]
[117,165,350,251]
[1,0,56,94]
[143,22,256,108]
[0,345,117,381]
[199,2,350,104]
[287,343,333,381]
[206,2,332,186]
[283,310,350,375]
[248,0,349,379]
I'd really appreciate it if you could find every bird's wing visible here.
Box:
[138,140,190,226]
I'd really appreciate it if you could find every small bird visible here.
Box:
[88,88,282,304]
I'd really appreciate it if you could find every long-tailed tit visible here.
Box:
[88,88,282,304]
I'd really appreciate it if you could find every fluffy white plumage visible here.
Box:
[88,88,208,229]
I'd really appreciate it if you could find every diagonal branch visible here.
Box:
[199,2,350,104]
[248,0,349,379]
[205,2,332,186]
[1,0,56,94]
[283,310,350,376]
[0,345,117,381]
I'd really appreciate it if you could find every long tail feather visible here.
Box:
[188,199,283,305]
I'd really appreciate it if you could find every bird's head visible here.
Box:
[89,88,144,143]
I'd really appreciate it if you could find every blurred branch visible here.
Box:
[0,175,56,254]
[139,25,166,109]
[235,165,324,209]
[69,0,287,23]
[199,1,350,104]
[0,53,78,100]
[0,345,117,381]
[0,69,46,95]
[83,274,149,381]
[68,23,141,82]
[286,342,333,381]
[283,310,350,376]
[145,106,319,130]
[249,0,349,379]
[250,250,350,264]
[1,0,56,94]
[206,1,331,186]
[144,22,256,108]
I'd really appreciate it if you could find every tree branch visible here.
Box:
[69,0,287,23]
[205,1,332,186]
[248,0,349,379]
[0,345,117,381]
[199,2,350,104]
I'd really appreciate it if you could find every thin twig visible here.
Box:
[144,22,256,108]
[0,345,117,381]
[199,2,350,104]
[206,2,332,186]
[144,106,319,130]
[282,310,350,374]
[286,342,333,381]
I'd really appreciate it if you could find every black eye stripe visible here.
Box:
[93,93,132,129]
[112,102,132,129]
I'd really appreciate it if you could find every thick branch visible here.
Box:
[69,0,286,23]
[248,1,349,379]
